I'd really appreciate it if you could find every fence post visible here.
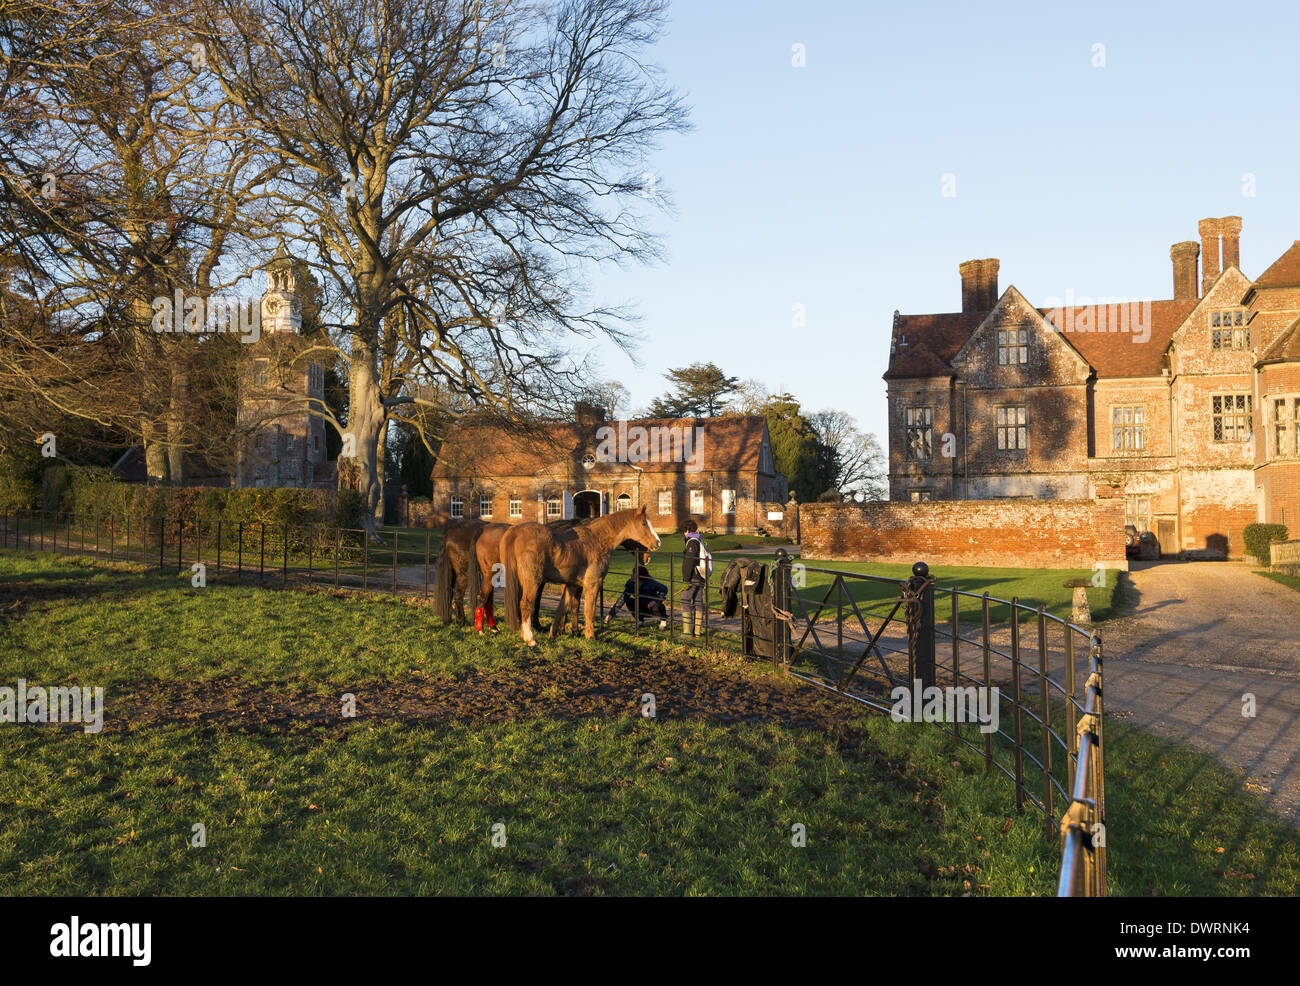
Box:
[176,517,183,572]
[158,518,165,571]
[908,561,936,690]
[392,530,398,592]
[1038,607,1054,838]
[668,551,675,644]
[283,524,289,585]
[774,549,792,671]
[217,520,223,575]
[1010,598,1025,811]
[259,523,266,582]
[238,522,243,579]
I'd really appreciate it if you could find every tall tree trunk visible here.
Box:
[347,336,385,537]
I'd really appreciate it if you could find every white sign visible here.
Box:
[767,511,783,521]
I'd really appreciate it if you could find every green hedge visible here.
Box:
[51,470,365,530]
[1243,523,1289,566]
[0,448,43,511]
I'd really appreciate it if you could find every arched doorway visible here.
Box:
[573,490,602,519]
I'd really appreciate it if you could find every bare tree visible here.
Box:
[196,0,688,533]
[0,0,278,480]
[810,408,887,501]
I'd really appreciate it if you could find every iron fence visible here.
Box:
[0,509,1104,895]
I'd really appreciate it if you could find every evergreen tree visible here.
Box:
[648,362,739,417]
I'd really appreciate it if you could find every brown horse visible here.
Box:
[500,507,661,645]
[431,518,489,625]
[438,517,583,632]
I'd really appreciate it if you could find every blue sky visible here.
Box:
[586,0,1300,443]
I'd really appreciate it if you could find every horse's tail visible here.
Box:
[431,531,455,622]
[503,545,522,632]
[466,526,483,611]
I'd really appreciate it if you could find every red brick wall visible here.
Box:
[800,499,1128,569]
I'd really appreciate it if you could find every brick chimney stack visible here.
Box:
[1220,215,1242,271]
[959,258,1000,312]
[1199,218,1221,294]
[1170,241,1200,300]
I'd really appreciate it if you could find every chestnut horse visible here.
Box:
[501,507,661,645]
[431,518,491,625]
[435,517,584,631]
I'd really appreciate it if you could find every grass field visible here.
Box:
[1,551,1296,896]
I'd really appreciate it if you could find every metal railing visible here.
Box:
[0,510,1105,895]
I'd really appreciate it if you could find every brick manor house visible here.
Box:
[885,216,1300,557]
[429,403,791,534]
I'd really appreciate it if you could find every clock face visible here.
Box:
[265,296,282,315]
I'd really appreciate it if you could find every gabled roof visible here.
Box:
[1260,314,1300,363]
[884,297,1195,380]
[431,415,776,479]
[1252,241,1300,290]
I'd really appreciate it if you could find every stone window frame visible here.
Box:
[545,495,562,518]
[1210,309,1249,350]
[1110,405,1146,453]
[689,488,704,514]
[508,494,522,518]
[908,488,931,502]
[995,404,1028,451]
[905,405,934,461]
[658,489,672,515]
[614,493,633,511]
[721,489,736,514]
[1125,496,1150,533]
[450,495,464,518]
[479,494,493,518]
[1294,399,1300,457]
[996,326,1029,366]
[253,358,270,387]
[1211,393,1252,443]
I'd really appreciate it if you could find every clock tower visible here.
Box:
[235,245,330,488]
[260,242,303,334]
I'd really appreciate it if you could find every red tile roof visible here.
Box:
[884,300,1196,380]
[1044,300,1196,377]
[1253,241,1300,289]
[1261,315,1300,362]
[885,311,986,379]
[431,415,774,478]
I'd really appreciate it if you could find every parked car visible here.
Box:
[1125,525,1160,560]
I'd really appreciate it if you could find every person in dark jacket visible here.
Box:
[604,549,668,628]
[680,520,706,636]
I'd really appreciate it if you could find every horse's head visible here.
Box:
[625,505,661,552]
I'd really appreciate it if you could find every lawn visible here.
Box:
[1255,570,1300,594]
[1,552,1296,896]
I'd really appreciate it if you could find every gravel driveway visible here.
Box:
[1102,561,1300,824]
